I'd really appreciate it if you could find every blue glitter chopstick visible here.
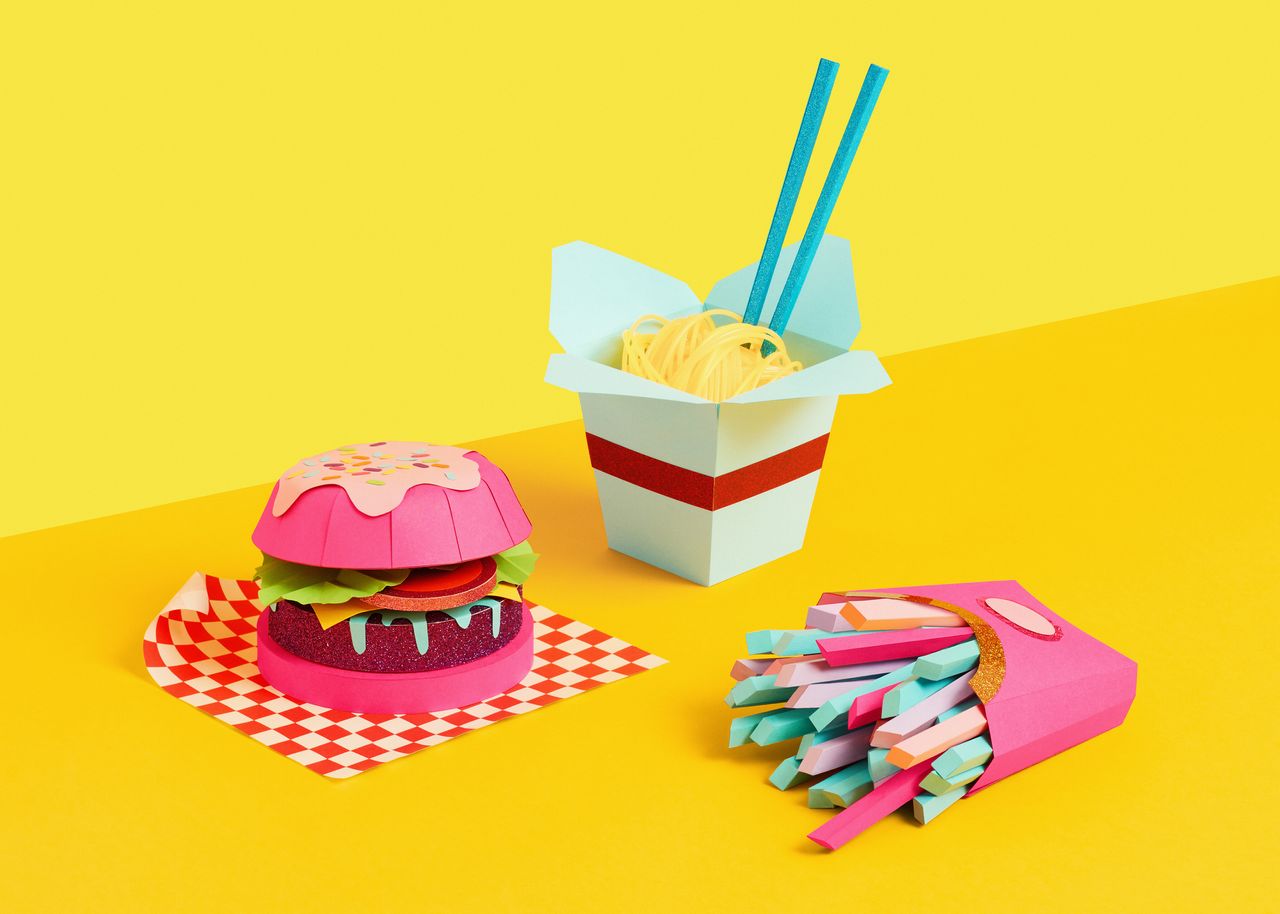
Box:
[765,64,889,350]
[741,58,839,328]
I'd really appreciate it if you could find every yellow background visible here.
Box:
[3,0,1279,536]
[3,279,1276,911]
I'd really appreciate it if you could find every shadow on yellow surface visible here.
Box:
[2,277,1276,911]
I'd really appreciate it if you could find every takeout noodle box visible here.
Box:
[546,235,889,585]
[855,580,1138,791]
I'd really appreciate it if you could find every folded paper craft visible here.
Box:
[252,446,531,570]
[725,580,1137,848]
[145,573,664,777]
[546,236,889,585]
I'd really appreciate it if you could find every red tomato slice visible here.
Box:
[359,556,499,612]
[392,561,485,594]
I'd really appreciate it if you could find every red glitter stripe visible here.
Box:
[584,433,829,511]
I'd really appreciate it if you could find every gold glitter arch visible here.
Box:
[842,592,1006,702]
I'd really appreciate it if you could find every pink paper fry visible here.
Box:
[808,761,931,850]
[818,628,972,666]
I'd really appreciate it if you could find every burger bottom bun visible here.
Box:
[257,604,534,714]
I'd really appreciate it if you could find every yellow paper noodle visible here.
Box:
[619,310,803,402]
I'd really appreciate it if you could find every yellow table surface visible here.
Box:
[4,278,1276,911]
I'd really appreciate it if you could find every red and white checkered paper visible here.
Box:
[144,573,665,778]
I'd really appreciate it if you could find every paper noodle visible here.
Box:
[619,309,803,402]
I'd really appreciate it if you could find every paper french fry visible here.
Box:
[867,747,896,785]
[729,709,782,748]
[764,655,813,675]
[775,628,867,656]
[797,725,874,775]
[913,787,966,824]
[776,656,902,687]
[728,580,1137,849]
[872,677,975,747]
[839,597,968,630]
[805,603,856,632]
[731,658,774,681]
[808,762,932,849]
[808,665,910,731]
[912,638,980,680]
[752,709,816,746]
[726,674,795,708]
[798,726,848,758]
[920,764,985,797]
[931,735,993,777]
[885,705,988,768]
[810,761,875,808]
[818,628,972,666]
[789,680,886,709]
[769,756,810,790]
[937,696,982,723]
[881,673,963,717]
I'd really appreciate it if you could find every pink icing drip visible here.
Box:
[271,442,481,518]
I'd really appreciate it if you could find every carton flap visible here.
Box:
[545,353,710,403]
[550,241,703,360]
[726,349,890,403]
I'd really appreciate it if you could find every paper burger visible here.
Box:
[251,441,539,714]
[724,580,1137,849]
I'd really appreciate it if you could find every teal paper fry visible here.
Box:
[743,58,839,327]
[882,673,961,717]
[920,763,985,797]
[812,761,875,807]
[752,708,814,745]
[769,756,810,790]
[913,638,980,680]
[932,735,993,777]
[809,663,913,731]
[729,709,778,747]
[726,674,794,708]
[767,64,890,346]
[867,746,895,784]
[937,696,981,723]
[914,786,966,824]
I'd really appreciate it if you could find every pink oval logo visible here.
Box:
[982,597,1061,640]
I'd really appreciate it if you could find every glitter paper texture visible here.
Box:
[268,598,524,674]
[843,591,1006,702]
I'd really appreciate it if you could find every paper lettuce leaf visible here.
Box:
[494,541,538,585]
[254,555,410,606]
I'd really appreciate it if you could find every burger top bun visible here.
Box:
[252,441,532,569]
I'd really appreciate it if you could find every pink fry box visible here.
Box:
[544,235,890,586]
[855,581,1138,794]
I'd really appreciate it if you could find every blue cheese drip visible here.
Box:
[442,605,474,629]
[347,610,430,654]
[345,597,508,655]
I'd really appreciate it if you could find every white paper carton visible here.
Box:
[546,234,889,585]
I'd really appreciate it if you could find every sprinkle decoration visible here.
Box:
[270,441,482,518]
